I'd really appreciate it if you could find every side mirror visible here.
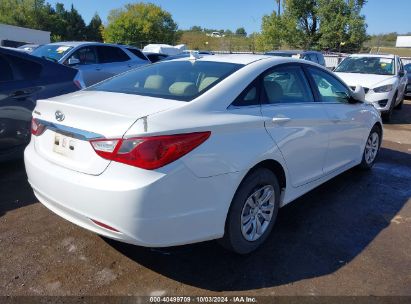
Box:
[399,70,405,77]
[350,85,365,103]
[68,58,80,66]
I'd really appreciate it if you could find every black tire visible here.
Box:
[382,92,396,122]
[359,125,382,170]
[395,94,404,110]
[219,168,280,254]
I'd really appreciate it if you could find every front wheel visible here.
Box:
[359,125,382,170]
[382,92,397,122]
[219,168,280,254]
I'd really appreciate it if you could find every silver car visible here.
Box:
[31,42,150,87]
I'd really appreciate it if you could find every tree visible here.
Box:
[256,12,284,51]
[283,0,320,49]
[86,13,103,42]
[0,1,87,42]
[235,27,247,37]
[317,0,367,51]
[103,3,178,46]
[64,4,86,40]
[258,0,368,51]
[189,25,203,32]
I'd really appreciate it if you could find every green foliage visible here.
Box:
[0,0,101,42]
[178,31,255,52]
[258,0,368,52]
[189,25,203,32]
[103,3,178,46]
[87,13,104,42]
[235,27,247,37]
[317,0,367,52]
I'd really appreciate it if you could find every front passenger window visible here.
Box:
[308,67,350,103]
[69,47,97,65]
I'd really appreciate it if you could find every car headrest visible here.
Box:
[199,77,219,91]
[169,82,198,96]
[144,75,165,90]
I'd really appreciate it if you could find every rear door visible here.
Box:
[95,45,134,77]
[0,53,42,156]
[305,66,368,173]
[260,63,329,187]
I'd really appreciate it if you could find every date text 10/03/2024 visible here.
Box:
[149,296,257,303]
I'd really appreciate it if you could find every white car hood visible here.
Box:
[335,72,396,88]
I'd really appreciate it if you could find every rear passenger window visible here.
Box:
[262,66,314,104]
[232,81,260,106]
[97,46,130,63]
[5,54,42,80]
[0,56,13,81]
[69,47,97,65]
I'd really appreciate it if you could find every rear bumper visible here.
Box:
[24,142,239,247]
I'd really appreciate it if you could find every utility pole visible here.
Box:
[276,0,281,15]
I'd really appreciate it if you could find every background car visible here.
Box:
[25,55,382,254]
[264,50,326,66]
[31,42,150,87]
[143,52,169,63]
[17,44,40,53]
[0,47,84,162]
[334,54,407,121]
[404,63,411,99]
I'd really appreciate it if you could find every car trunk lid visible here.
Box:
[32,91,184,175]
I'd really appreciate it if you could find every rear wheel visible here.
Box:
[359,125,381,170]
[219,168,280,254]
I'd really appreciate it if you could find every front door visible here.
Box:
[260,64,329,187]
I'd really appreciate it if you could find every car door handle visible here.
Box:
[272,117,291,123]
[95,67,102,71]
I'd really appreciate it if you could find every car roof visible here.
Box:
[167,54,271,65]
[350,53,396,59]
[46,41,124,48]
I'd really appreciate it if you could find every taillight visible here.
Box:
[90,132,211,170]
[73,79,83,89]
[31,118,46,136]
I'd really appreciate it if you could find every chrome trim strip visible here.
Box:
[36,119,104,140]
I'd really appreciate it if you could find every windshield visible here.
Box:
[31,44,73,62]
[404,64,411,73]
[335,57,395,75]
[89,60,243,101]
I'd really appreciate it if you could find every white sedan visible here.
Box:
[334,54,407,122]
[25,54,382,254]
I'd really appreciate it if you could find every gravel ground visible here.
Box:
[0,100,410,297]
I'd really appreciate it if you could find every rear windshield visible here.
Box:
[32,44,73,62]
[89,60,243,101]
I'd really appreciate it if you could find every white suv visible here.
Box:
[334,54,407,121]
